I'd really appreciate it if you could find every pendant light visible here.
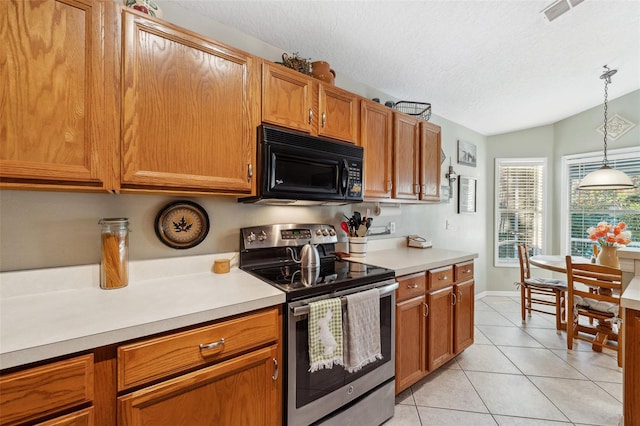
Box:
[578,66,635,190]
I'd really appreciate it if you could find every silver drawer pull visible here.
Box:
[463,269,472,273]
[439,275,448,280]
[408,283,419,289]
[424,303,429,317]
[199,338,225,351]
[272,358,279,381]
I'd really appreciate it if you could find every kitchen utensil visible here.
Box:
[340,221,350,235]
[357,224,367,237]
[353,211,362,226]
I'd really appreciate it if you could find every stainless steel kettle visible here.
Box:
[287,242,321,269]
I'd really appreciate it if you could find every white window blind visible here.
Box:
[495,158,547,266]
[565,148,640,257]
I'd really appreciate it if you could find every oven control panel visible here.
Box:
[241,224,338,249]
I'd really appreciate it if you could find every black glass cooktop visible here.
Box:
[244,258,395,300]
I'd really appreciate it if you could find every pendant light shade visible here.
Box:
[577,165,634,190]
[578,66,635,191]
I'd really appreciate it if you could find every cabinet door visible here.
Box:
[426,287,454,371]
[121,11,258,193]
[419,122,442,201]
[395,295,427,394]
[360,100,393,199]
[118,345,280,426]
[317,84,359,143]
[262,62,313,133]
[392,113,420,200]
[454,280,475,353]
[1,0,110,190]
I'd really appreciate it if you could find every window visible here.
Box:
[562,147,640,257]
[495,158,548,267]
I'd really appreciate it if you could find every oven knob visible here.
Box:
[347,385,354,395]
[329,229,336,236]
[322,228,329,236]
[247,232,257,243]
[316,229,323,236]
[257,231,267,241]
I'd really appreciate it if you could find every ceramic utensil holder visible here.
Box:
[349,236,367,257]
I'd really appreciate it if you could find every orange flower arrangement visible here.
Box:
[587,221,632,247]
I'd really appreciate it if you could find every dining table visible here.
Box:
[529,254,591,273]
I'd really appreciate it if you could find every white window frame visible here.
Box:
[494,157,549,268]
[560,146,640,256]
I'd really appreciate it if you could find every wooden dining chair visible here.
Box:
[565,256,623,367]
[517,244,567,331]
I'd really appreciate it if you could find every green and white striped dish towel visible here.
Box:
[308,297,343,372]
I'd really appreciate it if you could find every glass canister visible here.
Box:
[99,218,129,289]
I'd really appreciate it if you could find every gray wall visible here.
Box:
[485,90,640,291]
[0,4,489,293]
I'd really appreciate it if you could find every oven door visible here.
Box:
[286,280,397,426]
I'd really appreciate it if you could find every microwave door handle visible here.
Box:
[340,159,349,196]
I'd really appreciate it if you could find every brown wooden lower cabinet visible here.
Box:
[395,261,475,394]
[624,307,640,425]
[426,285,455,371]
[0,354,94,425]
[0,307,282,426]
[118,345,279,425]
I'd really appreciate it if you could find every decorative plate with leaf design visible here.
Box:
[155,201,209,249]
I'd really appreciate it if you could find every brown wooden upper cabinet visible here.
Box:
[262,62,359,144]
[419,121,442,202]
[0,0,113,191]
[360,100,393,199]
[393,113,421,200]
[120,10,260,194]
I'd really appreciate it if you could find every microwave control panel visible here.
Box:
[346,160,362,198]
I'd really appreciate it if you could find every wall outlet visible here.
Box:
[389,222,396,234]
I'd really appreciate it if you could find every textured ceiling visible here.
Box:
[171,0,640,136]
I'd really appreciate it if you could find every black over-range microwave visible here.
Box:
[238,125,364,205]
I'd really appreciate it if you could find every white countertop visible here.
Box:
[619,248,640,311]
[1,243,478,371]
[0,253,285,370]
[348,239,478,276]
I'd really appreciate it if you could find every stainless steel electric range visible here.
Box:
[240,224,398,426]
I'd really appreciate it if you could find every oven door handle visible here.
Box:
[290,282,399,317]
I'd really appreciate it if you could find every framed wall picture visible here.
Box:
[457,140,477,167]
[458,176,477,214]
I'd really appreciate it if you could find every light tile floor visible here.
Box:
[387,295,623,426]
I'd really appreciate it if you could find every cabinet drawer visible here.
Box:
[396,272,426,302]
[36,407,94,426]
[454,261,474,283]
[0,354,94,425]
[427,266,454,291]
[118,308,279,391]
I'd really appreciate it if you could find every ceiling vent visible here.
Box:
[541,0,583,22]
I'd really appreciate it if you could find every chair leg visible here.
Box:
[554,290,562,332]
[526,287,532,316]
[520,285,526,323]
[567,305,575,350]
[618,321,623,368]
